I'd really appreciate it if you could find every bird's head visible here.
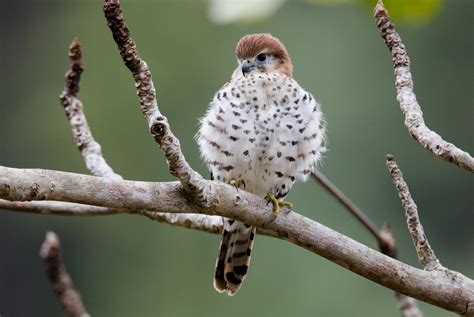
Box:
[235,33,293,78]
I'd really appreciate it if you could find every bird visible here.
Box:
[196,33,326,296]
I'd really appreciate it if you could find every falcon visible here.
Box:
[196,33,326,295]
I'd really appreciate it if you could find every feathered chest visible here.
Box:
[197,72,326,196]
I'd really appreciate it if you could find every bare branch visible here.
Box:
[102,0,208,202]
[312,171,423,316]
[57,37,218,235]
[59,38,121,180]
[0,199,117,216]
[386,155,441,271]
[0,199,275,238]
[40,231,90,317]
[374,0,474,173]
[1,166,473,315]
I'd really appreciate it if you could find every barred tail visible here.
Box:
[213,218,256,296]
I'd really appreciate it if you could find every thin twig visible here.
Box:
[2,166,473,315]
[312,171,423,316]
[0,199,274,237]
[374,0,474,173]
[386,154,441,271]
[40,232,90,317]
[103,0,209,203]
[59,38,121,180]
[311,171,382,248]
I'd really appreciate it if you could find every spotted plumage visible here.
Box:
[196,33,326,296]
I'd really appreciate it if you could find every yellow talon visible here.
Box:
[265,193,280,215]
[229,178,244,189]
[280,200,293,209]
[265,193,293,216]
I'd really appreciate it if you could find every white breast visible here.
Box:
[197,72,326,197]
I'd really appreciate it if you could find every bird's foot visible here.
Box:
[229,178,245,190]
[265,194,293,216]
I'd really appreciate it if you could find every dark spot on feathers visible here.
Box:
[234,265,248,275]
[232,251,248,259]
[221,150,234,157]
[275,171,284,177]
[235,239,248,245]
[286,156,295,162]
[226,272,242,284]
[304,133,317,141]
[230,136,239,141]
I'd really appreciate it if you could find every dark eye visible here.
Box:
[256,53,266,62]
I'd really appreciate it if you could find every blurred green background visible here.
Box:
[1,0,473,316]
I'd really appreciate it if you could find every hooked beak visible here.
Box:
[241,61,255,76]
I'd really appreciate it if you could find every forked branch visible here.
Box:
[58,37,220,234]
[1,166,473,315]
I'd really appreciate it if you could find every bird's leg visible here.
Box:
[265,194,293,215]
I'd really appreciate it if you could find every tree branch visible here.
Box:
[40,231,90,317]
[1,166,472,315]
[59,38,121,180]
[58,37,217,236]
[374,0,474,173]
[386,155,441,271]
[311,171,423,317]
[102,0,209,203]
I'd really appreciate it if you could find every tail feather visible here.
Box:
[214,218,256,295]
